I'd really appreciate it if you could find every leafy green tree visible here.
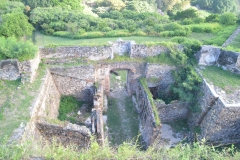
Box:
[213,0,235,13]
[0,12,34,38]
[197,0,213,10]
[219,12,237,25]
[22,0,83,10]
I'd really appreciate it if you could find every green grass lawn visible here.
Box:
[35,31,171,47]
[35,31,217,47]
[200,66,240,93]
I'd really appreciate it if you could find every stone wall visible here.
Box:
[134,81,161,147]
[21,70,61,140]
[111,39,132,55]
[189,80,240,145]
[0,52,40,82]
[156,101,190,122]
[197,45,221,66]
[130,45,168,58]
[0,59,19,80]
[50,66,95,102]
[197,45,240,73]
[36,121,91,149]
[96,62,145,95]
[40,46,113,61]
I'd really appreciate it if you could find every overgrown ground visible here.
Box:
[107,70,139,145]
[200,66,240,93]
[0,63,47,143]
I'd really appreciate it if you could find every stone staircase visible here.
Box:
[222,26,240,47]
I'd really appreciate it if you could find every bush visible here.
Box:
[105,30,130,37]
[0,37,38,61]
[205,14,219,22]
[74,32,105,39]
[181,18,194,25]
[219,12,237,25]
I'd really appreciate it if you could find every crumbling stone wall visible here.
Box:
[50,66,95,102]
[96,62,145,95]
[130,45,168,58]
[40,46,113,61]
[197,46,240,73]
[156,101,190,122]
[36,121,91,149]
[0,59,19,80]
[22,70,61,140]
[135,81,161,147]
[0,52,40,82]
[189,80,240,145]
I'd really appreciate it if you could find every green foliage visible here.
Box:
[0,12,34,38]
[0,37,38,61]
[205,14,219,22]
[58,96,82,122]
[21,0,83,10]
[196,0,236,13]
[219,12,237,25]
[174,9,198,20]
[204,25,238,46]
[0,1,25,14]
[172,66,202,109]
[139,78,161,126]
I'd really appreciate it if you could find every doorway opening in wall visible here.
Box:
[106,70,139,145]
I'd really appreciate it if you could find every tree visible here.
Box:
[213,0,235,13]
[0,12,34,38]
[219,12,237,25]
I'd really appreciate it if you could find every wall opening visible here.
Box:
[107,70,139,145]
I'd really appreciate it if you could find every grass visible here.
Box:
[144,53,175,66]
[167,119,190,133]
[108,70,139,145]
[200,66,240,93]
[0,63,47,143]
[35,31,170,47]
[139,78,160,126]
[58,96,82,123]
[2,136,240,159]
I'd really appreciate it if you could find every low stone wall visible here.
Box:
[20,70,61,141]
[197,45,240,73]
[156,101,190,122]
[36,121,91,149]
[0,52,40,83]
[189,80,240,145]
[40,46,113,61]
[50,66,95,102]
[197,45,221,66]
[130,44,168,58]
[135,81,161,147]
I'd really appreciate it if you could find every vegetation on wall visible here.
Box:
[139,77,161,126]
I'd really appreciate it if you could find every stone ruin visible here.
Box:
[2,39,240,149]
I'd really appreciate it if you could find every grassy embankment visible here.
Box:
[0,64,47,143]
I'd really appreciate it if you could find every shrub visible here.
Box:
[131,30,147,36]
[74,32,105,39]
[0,37,38,61]
[181,18,194,25]
[205,14,219,22]
[219,12,237,25]
[193,17,205,24]
[105,30,130,37]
